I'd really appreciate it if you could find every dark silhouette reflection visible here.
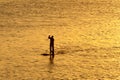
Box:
[48,35,54,59]
[48,55,54,73]
[48,56,54,79]
[49,56,54,64]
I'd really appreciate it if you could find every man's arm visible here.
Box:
[48,35,51,39]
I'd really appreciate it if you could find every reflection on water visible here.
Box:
[49,56,54,64]
[47,56,54,80]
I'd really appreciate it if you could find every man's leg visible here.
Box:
[50,45,52,59]
[51,46,54,58]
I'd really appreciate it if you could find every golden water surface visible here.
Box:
[0,0,120,80]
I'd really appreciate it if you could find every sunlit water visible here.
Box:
[0,0,120,80]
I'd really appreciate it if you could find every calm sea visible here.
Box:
[0,0,120,79]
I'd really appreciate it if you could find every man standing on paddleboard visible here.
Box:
[48,35,54,58]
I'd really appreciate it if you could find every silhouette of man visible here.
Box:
[48,35,54,58]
